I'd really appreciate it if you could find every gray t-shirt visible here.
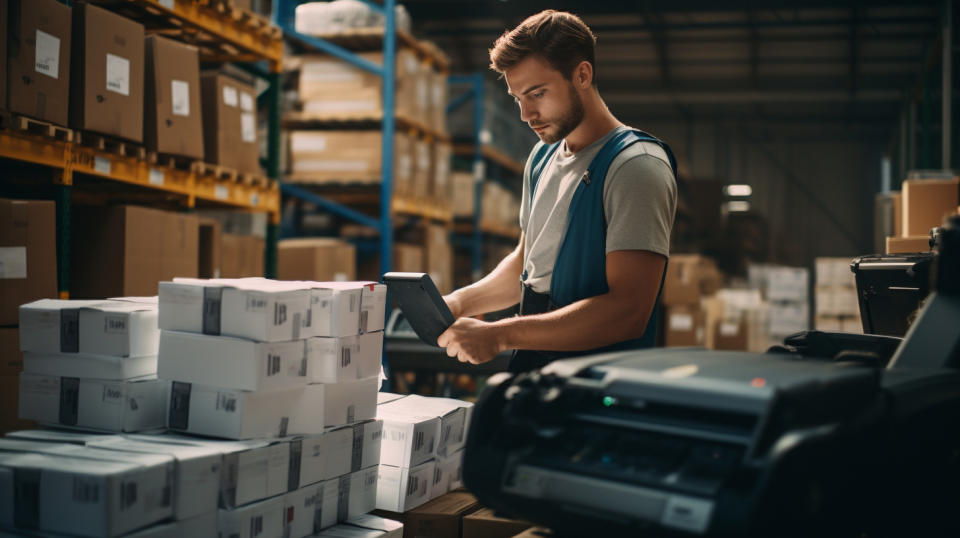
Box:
[519,125,677,293]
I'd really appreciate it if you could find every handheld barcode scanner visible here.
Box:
[382,272,455,346]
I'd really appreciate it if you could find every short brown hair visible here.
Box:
[489,10,598,85]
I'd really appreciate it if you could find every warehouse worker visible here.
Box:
[438,10,678,372]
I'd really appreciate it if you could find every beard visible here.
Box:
[532,84,585,144]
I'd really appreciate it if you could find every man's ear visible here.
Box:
[574,61,593,89]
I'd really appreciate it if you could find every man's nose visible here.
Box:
[519,101,537,123]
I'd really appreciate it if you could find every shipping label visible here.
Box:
[34,30,60,79]
[106,53,131,96]
[171,79,190,116]
[0,246,27,279]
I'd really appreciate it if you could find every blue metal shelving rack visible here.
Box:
[448,74,487,279]
[273,0,398,279]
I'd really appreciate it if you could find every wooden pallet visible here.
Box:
[297,28,450,71]
[239,173,272,188]
[283,110,450,142]
[146,152,202,172]
[0,113,73,142]
[75,131,146,160]
[196,162,240,182]
[200,0,281,39]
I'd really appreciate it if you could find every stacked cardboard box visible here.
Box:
[374,393,473,513]
[661,255,723,348]
[289,130,412,186]
[6,0,72,126]
[748,264,810,343]
[481,182,521,230]
[16,298,167,432]
[701,289,769,352]
[885,174,959,254]
[144,35,204,159]
[814,257,863,333]
[195,210,269,278]
[424,225,453,295]
[200,71,261,175]
[71,205,199,298]
[0,197,58,326]
[279,238,357,282]
[452,172,477,218]
[71,3,145,143]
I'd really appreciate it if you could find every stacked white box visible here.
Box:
[0,450,174,537]
[19,299,160,358]
[815,257,863,333]
[747,264,811,339]
[375,461,434,513]
[345,514,404,538]
[18,373,168,432]
[217,494,286,538]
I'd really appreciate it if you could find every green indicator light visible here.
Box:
[602,396,616,407]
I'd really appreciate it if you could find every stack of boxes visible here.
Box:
[374,393,473,513]
[885,173,959,254]
[814,257,863,333]
[748,264,810,343]
[661,255,723,348]
[0,197,57,434]
[17,298,167,432]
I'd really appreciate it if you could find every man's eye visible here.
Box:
[533,91,546,99]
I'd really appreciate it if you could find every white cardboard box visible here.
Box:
[18,373,168,433]
[310,376,379,428]
[345,466,378,520]
[345,514,403,538]
[159,330,308,392]
[150,435,290,509]
[23,352,158,380]
[0,451,174,537]
[436,448,464,493]
[357,282,387,334]
[318,478,341,530]
[217,494,285,538]
[88,435,223,520]
[765,267,809,302]
[306,335,360,384]
[5,429,118,445]
[376,406,440,468]
[322,420,383,480]
[284,481,325,538]
[19,299,159,357]
[376,393,405,405]
[316,525,389,538]
[159,278,311,342]
[375,461,434,513]
[122,511,218,538]
[287,433,327,489]
[298,282,362,338]
[166,381,324,440]
[307,333,382,384]
[379,395,472,457]
[768,302,810,336]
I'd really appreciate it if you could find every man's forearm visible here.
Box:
[492,291,652,352]
[447,247,523,318]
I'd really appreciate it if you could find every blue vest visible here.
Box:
[524,128,678,353]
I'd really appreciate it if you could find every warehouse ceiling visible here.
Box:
[403,0,943,134]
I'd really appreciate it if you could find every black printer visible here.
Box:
[462,215,960,537]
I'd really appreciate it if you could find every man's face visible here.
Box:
[504,55,584,144]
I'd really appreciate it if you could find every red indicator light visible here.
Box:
[750,377,766,388]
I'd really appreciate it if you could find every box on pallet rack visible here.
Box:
[200,71,260,175]
[278,238,357,282]
[71,3,145,142]
[0,198,57,326]
[289,130,412,185]
[7,0,72,126]
[144,35,204,159]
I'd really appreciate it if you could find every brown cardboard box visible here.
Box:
[430,69,448,135]
[0,198,57,325]
[424,225,452,294]
[297,49,419,118]
[664,304,705,347]
[356,243,425,282]
[886,235,931,254]
[452,172,476,218]
[71,205,199,298]
[893,192,902,236]
[403,491,481,538]
[462,508,531,538]
[7,0,72,125]
[902,178,960,236]
[70,3,144,142]
[662,255,717,306]
[277,237,356,281]
[712,319,748,351]
[144,35,203,159]
[201,72,260,174]
[0,327,23,376]
[432,142,452,202]
[289,130,412,185]
[198,218,222,279]
[412,138,432,198]
[221,233,264,278]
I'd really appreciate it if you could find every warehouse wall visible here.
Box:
[638,118,884,267]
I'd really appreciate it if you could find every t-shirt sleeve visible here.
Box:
[519,142,542,233]
[603,152,677,257]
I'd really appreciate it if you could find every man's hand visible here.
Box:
[437,317,505,364]
[443,293,463,320]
